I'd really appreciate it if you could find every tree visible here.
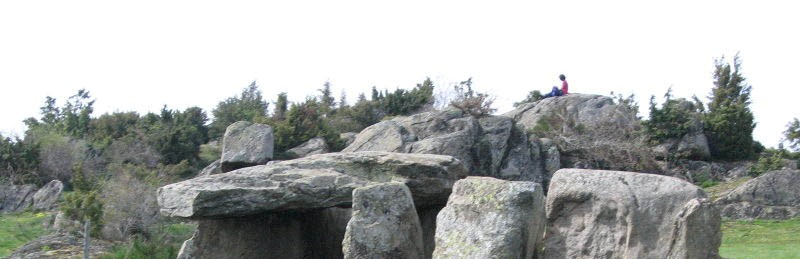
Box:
[0,134,39,184]
[643,87,699,144]
[319,81,335,114]
[24,89,95,139]
[272,98,345,156]
[704,54,757,160]
[272,92,289,121]
[141,106,209,165]
[339,89,349,109]
[785,118,800,151]
[209,82,269,139]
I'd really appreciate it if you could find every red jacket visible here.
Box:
[561,80,569,95]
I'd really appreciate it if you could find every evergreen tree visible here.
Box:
[319,81,335,110]
[644,87,699,144]
[785,118,800,151]
[339,89,349,109]
[704,54,757,160]
[209,82,269,139]
[273,92,288,121]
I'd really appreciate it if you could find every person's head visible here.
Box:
[559,74,566,81]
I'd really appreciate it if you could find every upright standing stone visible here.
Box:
[433,177,545,259]
[32,180,64,211]
[343,182,424,259]
[221,121,274,172]
[544,169,721,259]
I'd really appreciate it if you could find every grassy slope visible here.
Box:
[0,212,48,258]
[720,218,800,259]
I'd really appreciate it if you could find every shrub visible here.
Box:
[748,151,785,177]
[643,88,701,144]
[60,166,104,236]
[449,78,496,117]
[513,90,544,107]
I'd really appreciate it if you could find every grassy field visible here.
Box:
[720,218,800,259]
[0,212,48,258]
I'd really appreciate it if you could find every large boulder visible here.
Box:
[158,151,467,218]
[433,177,545,259]
[343,109,544,182]
[544,169,720,259]
[343,182,424,259]
[221,121,274,172]
[506,94,660,174]
[32,180,63,211]
[286,137,329,158]
[716,169,800,219]
[0,183,36,213]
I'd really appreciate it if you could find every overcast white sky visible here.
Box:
[1,1,798,147]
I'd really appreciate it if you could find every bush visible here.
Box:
[208,82,269,140]
[0,134,39,185]
[643,89,701,144]
[748,151,785,177]
[99,223,195,259]
[449,78,496,117]
[513,90,544,107]
[101,168,160,241]
[60,164,104,236]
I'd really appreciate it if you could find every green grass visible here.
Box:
[720,218,800,259]
[704,177,752,201]
[0,212,48,258]
[99,222,195,259]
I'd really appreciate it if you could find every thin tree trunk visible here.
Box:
[84,220,90,259]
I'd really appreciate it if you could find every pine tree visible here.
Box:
[273,92,288,121]
[704,54,757,160]
[319,81,335,114]
[785,118,800,151]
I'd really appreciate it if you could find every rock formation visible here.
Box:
[286,137,329,158]
[31,180,64,211]
[0,183,36,213]
[506,94,660,174]
[343,109,554,183]
[433,177,545,259]
[343,182,424,259]
[716,169,800,219]
[159,151,467,259]
[544,169,721,259]
[220,121,274,172]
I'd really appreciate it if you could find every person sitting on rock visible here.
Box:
[543,74,569,98]
[543,86,562,98]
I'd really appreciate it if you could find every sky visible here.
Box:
[1,1,798,147]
